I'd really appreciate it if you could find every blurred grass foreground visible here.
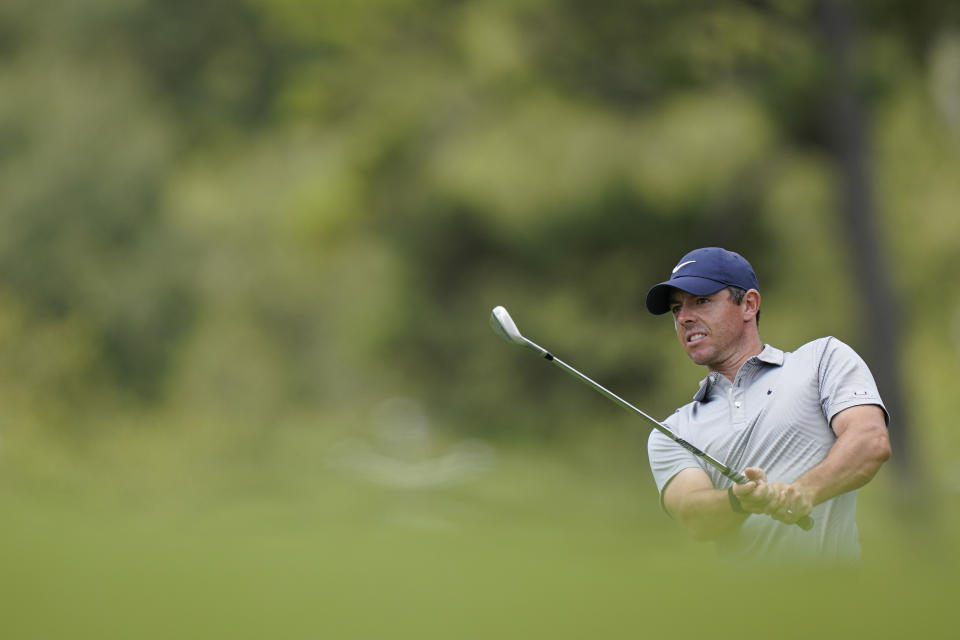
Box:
[1,400,958,639]
[2,0,960,638]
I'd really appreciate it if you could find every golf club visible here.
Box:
[490,305,814,531]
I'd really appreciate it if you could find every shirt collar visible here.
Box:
[755,343,785,366]
[691,344,784,401]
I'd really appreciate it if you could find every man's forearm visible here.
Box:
[793,423,890,505]
[773,411,891,523]
[669,487,748,541]
[663,468,760,541]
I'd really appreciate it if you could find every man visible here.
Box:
[645,247,891,562]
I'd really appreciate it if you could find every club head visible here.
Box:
[490,306,526,346]
[490,306,550,357]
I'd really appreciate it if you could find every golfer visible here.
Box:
[645,247,891,562]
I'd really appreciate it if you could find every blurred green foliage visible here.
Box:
[1,0,959,637]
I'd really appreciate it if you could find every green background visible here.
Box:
[1,0,958,637]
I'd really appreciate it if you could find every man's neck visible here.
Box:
[711,338,764,382]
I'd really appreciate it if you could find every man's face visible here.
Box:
[667,288,749,370]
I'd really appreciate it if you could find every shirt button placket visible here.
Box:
[732,389,746,428]
[731,366,751,428]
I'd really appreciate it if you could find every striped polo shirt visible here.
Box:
[648,337,887,563]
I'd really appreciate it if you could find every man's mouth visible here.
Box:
[686,332,707,344]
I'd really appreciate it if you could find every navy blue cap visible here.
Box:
[645,247,759,315]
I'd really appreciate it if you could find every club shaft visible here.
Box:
[531,341,743,482]
[522,336,813,531]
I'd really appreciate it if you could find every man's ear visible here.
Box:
[742,289,761,321]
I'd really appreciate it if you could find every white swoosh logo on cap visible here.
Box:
[672,260,696,274]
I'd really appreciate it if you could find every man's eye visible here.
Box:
[697,297,709,304]
[670,306,680,315]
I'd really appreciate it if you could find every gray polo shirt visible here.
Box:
[648,337,887,563]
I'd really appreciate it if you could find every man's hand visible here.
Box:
[731,467,784,515]
[766,481,815,525]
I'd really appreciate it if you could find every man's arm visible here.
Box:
[770,404,891,524]
[662,467,781,540]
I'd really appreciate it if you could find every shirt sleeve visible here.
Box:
[818,337,889,426]
[647,414,705,510]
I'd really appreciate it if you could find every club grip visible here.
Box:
[729,474,815,530]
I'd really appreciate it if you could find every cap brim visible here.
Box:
[645,276,729,315]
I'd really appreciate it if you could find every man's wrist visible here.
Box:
[728,485,747,514]
[791,478,818,507]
